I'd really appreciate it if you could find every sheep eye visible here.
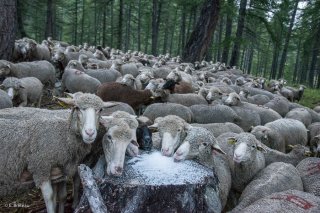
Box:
[177,129,182,132]
[107,135,112,140]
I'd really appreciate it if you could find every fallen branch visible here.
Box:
[77,164,107,213]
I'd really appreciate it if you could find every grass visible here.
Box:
[299,88,320,109]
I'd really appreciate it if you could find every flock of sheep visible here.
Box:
[0,37,320,213]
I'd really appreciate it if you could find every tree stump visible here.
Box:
[76,151,221,213]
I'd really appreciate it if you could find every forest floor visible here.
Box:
[300,88,320,109]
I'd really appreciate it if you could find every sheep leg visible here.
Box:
[52,183,58,211]
[72,173,81,209]
[37,95,42,108]
[40,180,55,213]
[57,181,67,213]
[18,93,28,107]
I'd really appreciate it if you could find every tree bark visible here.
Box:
[180,5,187,51]
[169,7,178,55]
[117,0,123,50]
[229,0,247,66]
[80,0,85,44]
[102,1,107,47]
[216,16,224,62]
[17,0,27,38]
[74,0,78,44]
[270,45,280,79]
[0,0,17,60]
[221,0,233,64]
[277,0,299,79]
[124,2,132,51]
[182,0,220,62]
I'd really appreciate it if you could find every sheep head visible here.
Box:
[224,92,241,106]
[56,93,116,144]
[149,115,190,157]
[1,77,23,99]
[100,113,139,176]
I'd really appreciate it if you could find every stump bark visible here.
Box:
[76,151,220,213]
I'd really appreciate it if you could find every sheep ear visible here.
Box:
[249,126,254,132]
[148,123,158,131]
[55,97,75,106]
[100,116,113,128]
[19,85,25,89]
[227,137,237,145]
[211,143,226,155]
[257,144,267,153]
[130,140,139,147]
[103,102,119,108]
[0,84,4,89]
[184,123,192,131]
[6,64,11,69]
[287,144,295,149]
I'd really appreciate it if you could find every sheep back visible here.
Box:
[296,157,320,196]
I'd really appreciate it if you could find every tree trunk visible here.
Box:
[263,40,271,78]
[45,0,54,39]
[277,0,299,79]
[181,5,187,50]
[293,39,301,83]
[151,0,162,56]
[117,0,123,50]
[17,0,27,38]
[270,44,280,79]
[308,24,320,88]
[0,0,17,60]
[137,0,141,51]
[247,46,254,74]
[74,0,78,45]
[124,2,132,51]
[162,2,170,54]
[182,0,220,62]
[110,0,114,47]
[75,153,220,213]
[221,0,233,64]
[80,0,85,44]
[229,0,247,66]
[169,7,178,55]
[299,41,310,84]
[216,16,224,62]
[102,2,107,47]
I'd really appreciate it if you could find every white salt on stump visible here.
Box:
[76,151,221,213]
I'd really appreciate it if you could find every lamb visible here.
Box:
[190,104,240,124]
[308,122,320,156]
[296,157,320,196]
[239,190,320,212]
[148,115,190,156]
[61,68,101,94]
[191,122,243,137]
[263,144,311,166]
[227,133,266,192]
[142,103,193,123]
[155,89,208,107]
[0,89,13,109]
[250,118,308,152]
[0,60,56,87]
[172,127,230,209]
[0,93,119,213]
[230,162,303,212]
[1,77,43,107]
[224,92,281,125]
[96,82,155,111]
[285,108,312,127]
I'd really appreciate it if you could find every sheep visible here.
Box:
[93,49,108,61]
[240,90,271,105]
[205,86,223,103]
[308,122,320,156]
[25,39,51,61]
[120,74,136,88]
[154,89,208,107]
[190,104,241,124]
[1,77,43,107]
[166,68,194,84]
[285,108,312,127]
[243,86,275,99]
[0,60,56,87]
[296,157,320,196]
[134,70,154,90]
[0,89,13,109]
[263,144,311,166]
[52,50,81,71]
[172,127,230,209]
[287,85,306,102]
[143,103,193,123]
[250,119,308,152]
[227,133,266,192]
[229,104,262,132]
[114,62,140,77]
[145,78,165,91]
[83,67,122,84]
[100,102,135,116]
[239,190,320,212]
[136,117,153,151]
[191,122,243,137]
[230,162,303,212]
[96,82,155,111]
[0,93,118,213]
[61,68,101,94]
[289,103,320,123]
[314,105,320,113]
[263,95,290,117]
[148,115,190,156]
[280,86,294,102]
[224,92,281,125]
[162,79,194,94]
